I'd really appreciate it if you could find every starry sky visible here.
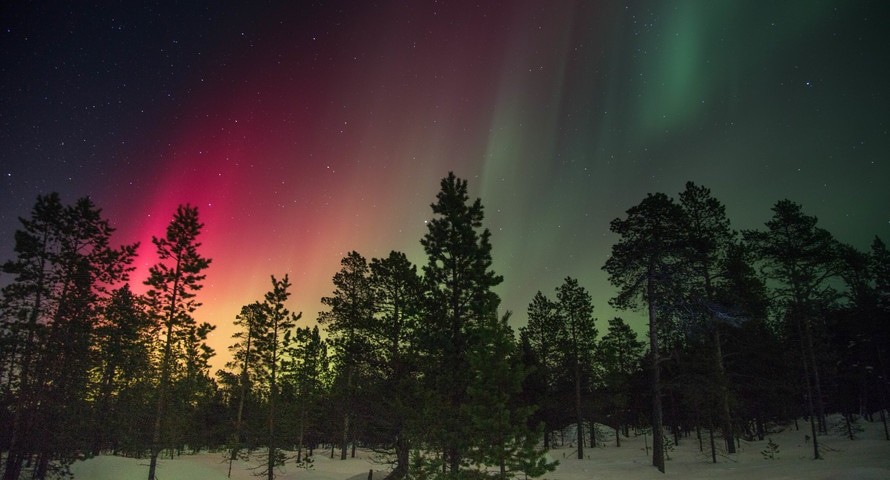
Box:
[2,1,888,372]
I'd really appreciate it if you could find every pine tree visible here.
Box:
[597,317,644,446]
[254,275,301,480]
[367,251,422,480]
[743,200,840,459]
[518,291,562,448]
[175,320,217,451]
[554,277,597,458]
[677,181,738,453]
[225,302,263,477]
[144,204,211,480]
[419,172,503,476]
[717,244,788,441]
[603,192,690,473]
[319,251,373,460]
[1,194,136,480]
[92,284,153,455]
[285,325,329,465]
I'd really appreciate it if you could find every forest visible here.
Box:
[0,173,888,480]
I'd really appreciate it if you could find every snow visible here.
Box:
[70,417,890,480]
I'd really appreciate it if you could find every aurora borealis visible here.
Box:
[2,1,888,371]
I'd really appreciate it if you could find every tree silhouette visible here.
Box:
[255,275,301,480]
[225,302,263,477]
[603,192,689,473]
[677,181,737,453]
[285,325,329,465]
[92,284,153,455]
[1,194,136,480]
[419,172,503,476]
[518,291,562,448]
[555,277,597,458]
[597,317,644,446]
[144,204,211,480]
[319,251,373,460]
[367,251,422,480]
[744,200,840,460]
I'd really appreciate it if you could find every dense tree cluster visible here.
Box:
[1,177,888,479]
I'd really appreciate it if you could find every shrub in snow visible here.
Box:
[761,438,780,460]
[663,436,675,461]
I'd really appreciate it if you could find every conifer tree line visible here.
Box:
[0,176,888,479]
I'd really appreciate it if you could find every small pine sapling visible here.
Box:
[761,438,779,460]
[662,435,675,461]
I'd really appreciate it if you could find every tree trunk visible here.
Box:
[148,257,182,480]
[648,271,665,473]
[268,328,279,480]
[709,425,717,464]
[574,348,584,459]
[880,409,889,442]
[91,357,118,456]
[341,413,350,460]
[795,314,821,460]
[802,315,827,433]
[296,406,306,463]
[712,328,736,453]
[341,361,353,461]
[229,328,252,478]
[148,321,175,480]
[384,430,410,480]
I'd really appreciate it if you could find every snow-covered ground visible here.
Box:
[71,416,890,480]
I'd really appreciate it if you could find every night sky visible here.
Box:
[2,1,888,371]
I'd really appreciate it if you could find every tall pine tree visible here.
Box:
[743,200,840,459]
[319,251,373,460]
[554,277,597,457]
[144,205,211,480]
[597,317,644,446]
[603,192,689,473]
[367,251,422,480]
[419,172,503,476]
[677,181,737,453]
[255,275,301,480]
[518,292,561,448]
